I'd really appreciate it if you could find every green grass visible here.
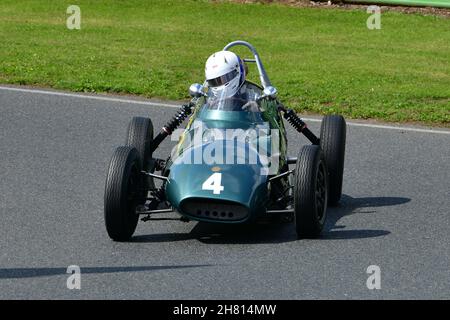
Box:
[0,0,449,124]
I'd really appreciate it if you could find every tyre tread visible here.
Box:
[294,145,327,238]
[104,146,140,241]
[320,115,346,205]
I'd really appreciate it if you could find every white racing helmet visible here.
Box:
[205,51,246,99]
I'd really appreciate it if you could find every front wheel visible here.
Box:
[320,115,346,206]
[104,146,143,241]
[294,145,328,238]
[126,117,155,190]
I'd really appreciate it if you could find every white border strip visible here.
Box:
[1,86,449,135]
[0,86,179,108]
[301,117,450,134]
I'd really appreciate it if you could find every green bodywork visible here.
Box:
[165,82,288,223]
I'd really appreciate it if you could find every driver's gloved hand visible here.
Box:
[241,101,260,112]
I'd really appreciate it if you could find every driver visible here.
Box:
[204,51,259,112]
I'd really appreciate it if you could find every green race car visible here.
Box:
[104,41,346,241]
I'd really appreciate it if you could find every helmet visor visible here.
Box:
[207,69,239,87]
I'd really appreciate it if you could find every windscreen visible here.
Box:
[203,82,261,112]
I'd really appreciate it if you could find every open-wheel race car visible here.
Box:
[104,41,346,241]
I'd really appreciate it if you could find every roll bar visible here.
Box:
[223,41,272,89]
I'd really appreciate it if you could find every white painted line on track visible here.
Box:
[1,85,449,135]
[0,86,180,108]
[301,117,450,135]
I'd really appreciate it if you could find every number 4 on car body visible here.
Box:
[202,173,224,195]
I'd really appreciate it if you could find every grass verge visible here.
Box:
[0,0,449,124]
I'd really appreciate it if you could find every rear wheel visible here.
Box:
[294,145,328,238]
[320,115,346,206]
[104,146,143,241]
[126,117,155,189]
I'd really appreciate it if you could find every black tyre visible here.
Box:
[126,117,154,189]
[294,145,328,238]
[104,146,143,241]
[320,115,346,206]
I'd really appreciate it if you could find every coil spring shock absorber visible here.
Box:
[150,102,193,153]
[281,106,320,145]
[163,104,193,135]
[284,109,307,132]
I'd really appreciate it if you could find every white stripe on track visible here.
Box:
[0,86,180,108]
[1,86,449,135]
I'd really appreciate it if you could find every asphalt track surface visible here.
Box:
[0,86,449,299]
